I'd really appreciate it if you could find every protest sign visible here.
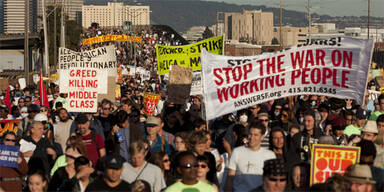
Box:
[156,36,224,75]
[0,79,9,91]
[368,90,380,101]
[168,65,193,104]
[0,119,20,137]
[0,144,20,168]
[310,144,360,185]
[64,68,101,112]
[190,72,202,95]
[58,45,117,77]
[82,35,142,45]
[201,37,374,120]
[143,93,160,116]
[98,76,117,102]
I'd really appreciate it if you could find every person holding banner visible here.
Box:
[0,131,28,192]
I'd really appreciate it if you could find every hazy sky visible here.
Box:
[204,0,384,17]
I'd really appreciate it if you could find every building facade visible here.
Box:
[224,10,274,45]
[3,0,39,34]
[82,2,150,28]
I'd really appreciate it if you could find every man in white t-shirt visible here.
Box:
[225,120,276,192]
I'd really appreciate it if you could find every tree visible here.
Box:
[271,37,279,45]
[202,26,214,40]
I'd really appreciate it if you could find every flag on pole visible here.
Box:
[4,83,11,114]
[39,71,49,107]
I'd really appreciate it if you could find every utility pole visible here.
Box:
[306,0,312,42]
[216,12,219,36]
[61,0,66,48]
[42,0,49,76]
[24,0,29,85]
[54,1,57,72]
[367,0,370,39]
[280,0,283,48]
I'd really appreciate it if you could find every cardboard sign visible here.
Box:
[0,144,20,168]
[310,144,360,185]
[0,119,20,137]
[167,66,192,104]
[156,36,224,75]
[201,37,374,120]
[190,72,202,95]
[0,79,9,92]
[143,93,160,116]
[98,76,117,102]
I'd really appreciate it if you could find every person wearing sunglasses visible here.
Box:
[251,158,288,192]
[0,131,28,192]
[165,151,216,192]
[149,151,174,186]
[196,154,218,191]
[48,145,82,191]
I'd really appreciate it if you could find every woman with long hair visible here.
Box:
[149,151,174,186]
[196,155,218,191]
[48,145,83,191]
[50,136,86,176]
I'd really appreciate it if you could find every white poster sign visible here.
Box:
[202,37,374,120]
[65,68,101,112]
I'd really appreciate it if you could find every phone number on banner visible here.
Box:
[288,87,337,94]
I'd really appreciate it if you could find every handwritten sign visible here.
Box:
[310,144,360,185]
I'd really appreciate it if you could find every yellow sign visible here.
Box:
[156,36,224,75]
[82,35,142,45]
[310,144,360,186]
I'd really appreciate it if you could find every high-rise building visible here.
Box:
[224,10,274,45]
[2,0,40,34]
[82,2,150,28]
[0,0,4,34]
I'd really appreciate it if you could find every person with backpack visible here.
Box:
[74,113,106,166]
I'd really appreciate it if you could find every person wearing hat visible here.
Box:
[251,159,288,192]
[345,164,376,192]
[344,109,368,137]
[85,154,131,191]
[357,140,384,191]
[75,113,106,166]
[144,116,171,156]
[362,121,379,142]
[330,116,348,145]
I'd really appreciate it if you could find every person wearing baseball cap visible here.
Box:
[251,158,288,192]
[344,109,368,137]
[345,164,376,192]
[85,154,131,191]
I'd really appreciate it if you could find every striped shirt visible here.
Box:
[261,129,270,149]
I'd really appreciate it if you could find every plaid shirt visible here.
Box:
[161,131,175,149]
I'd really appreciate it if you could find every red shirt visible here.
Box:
[81,132,105,166]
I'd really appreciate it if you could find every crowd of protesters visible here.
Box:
[0,27,384,191]
[79,28,181,70]
[0,73,383,192]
